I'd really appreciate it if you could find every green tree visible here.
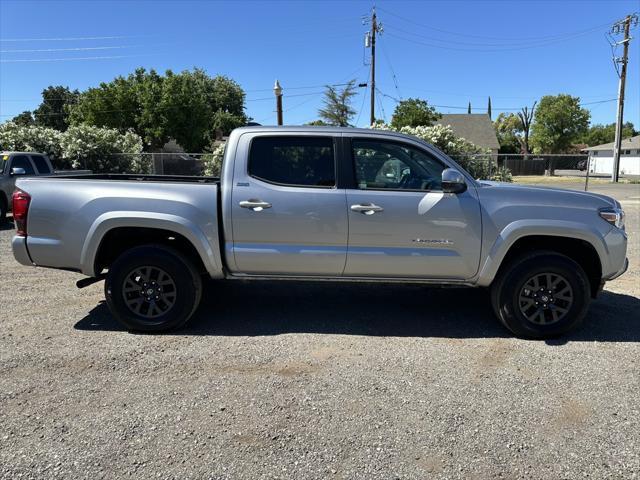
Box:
[11,111,35,126]
[33,86,80,131]
[318,80,357,126]
[305,119,329,126]
[580,122,637,146]
[530,94,590,153]
[390,98,441,129]
[68,68,247,151]
[159,70,246,152]
[494,113,522,153]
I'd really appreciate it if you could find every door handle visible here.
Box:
[239,199,272,211]
[350,203,384,215]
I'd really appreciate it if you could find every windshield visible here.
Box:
[0,156,7,174]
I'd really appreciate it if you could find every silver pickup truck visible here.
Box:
[1,151,91,221]
[11,127,628,338]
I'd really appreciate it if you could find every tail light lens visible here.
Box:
[12,189,31,236]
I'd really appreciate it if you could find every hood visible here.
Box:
[477,180,619,209]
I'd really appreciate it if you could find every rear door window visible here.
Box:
[248,136,335,187]
[30,155,52,174]
[11,155,35,175]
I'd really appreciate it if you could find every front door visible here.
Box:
[230,134,348,275]
[344,138,482,279]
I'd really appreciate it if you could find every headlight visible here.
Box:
[599,207,625,229]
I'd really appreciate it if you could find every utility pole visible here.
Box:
[274,80,283,126]
[365,7,382,126]
[610,13,638,182]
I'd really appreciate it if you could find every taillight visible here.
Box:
[12,189,31,236]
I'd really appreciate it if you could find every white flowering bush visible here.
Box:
[0,122,66,167]
[60,125,145,173]
[0,121,146,173]
[371,123,512,182]
[202,143,225,176]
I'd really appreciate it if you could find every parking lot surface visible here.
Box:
[1,182,639,479]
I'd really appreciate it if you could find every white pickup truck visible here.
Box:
[11,127,628,338]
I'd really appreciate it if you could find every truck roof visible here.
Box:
[232,125,413,139]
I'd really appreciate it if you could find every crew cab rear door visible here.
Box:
[228,132,348,275]
[343,136,482,280]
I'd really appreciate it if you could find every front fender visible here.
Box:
[80,211,224,278]
[476,220,608,286]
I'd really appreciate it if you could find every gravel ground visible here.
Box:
[1,183,639,479]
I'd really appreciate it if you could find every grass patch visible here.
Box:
[512,175,608,185]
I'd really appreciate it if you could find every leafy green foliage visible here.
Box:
[33,86,80,131]
[11,111,35,127]
[530,95,590,153]
[318,80,357,126]
[305,119,330,126]
[68,68,247,151]
[494,113,523,153]
[579,122,637,147]
[390,98,441,129]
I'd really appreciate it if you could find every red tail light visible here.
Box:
[12,189,31,236]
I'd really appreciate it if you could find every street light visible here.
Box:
[274,79,283,126]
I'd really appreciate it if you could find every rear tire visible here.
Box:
[105,245,202,332]
[491,251,591,339]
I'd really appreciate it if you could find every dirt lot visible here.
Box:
[1,182,639,479]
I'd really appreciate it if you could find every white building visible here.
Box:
[583,135,640,176]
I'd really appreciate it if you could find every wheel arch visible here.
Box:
[481,233,603,298]
[81,213,224,279]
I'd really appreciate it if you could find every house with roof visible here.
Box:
[582,135,640,176]
[435,113,500,156]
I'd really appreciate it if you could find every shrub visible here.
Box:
[0,122,66,167]
[202,143,225,177]
[0,121,146,173]
[60,125,144,173]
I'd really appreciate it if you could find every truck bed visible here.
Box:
[51,173,220,183]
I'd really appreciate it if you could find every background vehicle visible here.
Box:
[11,127,628,338]
[0,152,91,221]
[577,158,588,171]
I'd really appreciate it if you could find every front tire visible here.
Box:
[491,251,591,339]
[105,245,202,332]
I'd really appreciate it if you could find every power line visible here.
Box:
[383,23,608,50]
[377,6,613,43]
[0,35,140,42]
[376,90,617,111]
[0,45,142,53]
[0,54,151,63]
[380,43,401,100]
[385,29,608,53]
[355,70,371,126]
[0,91,329,117]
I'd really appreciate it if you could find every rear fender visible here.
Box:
[80,211,224,278]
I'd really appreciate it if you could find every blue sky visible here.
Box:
[1,0,638,129]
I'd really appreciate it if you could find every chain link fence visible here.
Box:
[101,153,221,176]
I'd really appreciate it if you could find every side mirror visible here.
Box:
[10,167,26,176]
[442,168,467,194]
